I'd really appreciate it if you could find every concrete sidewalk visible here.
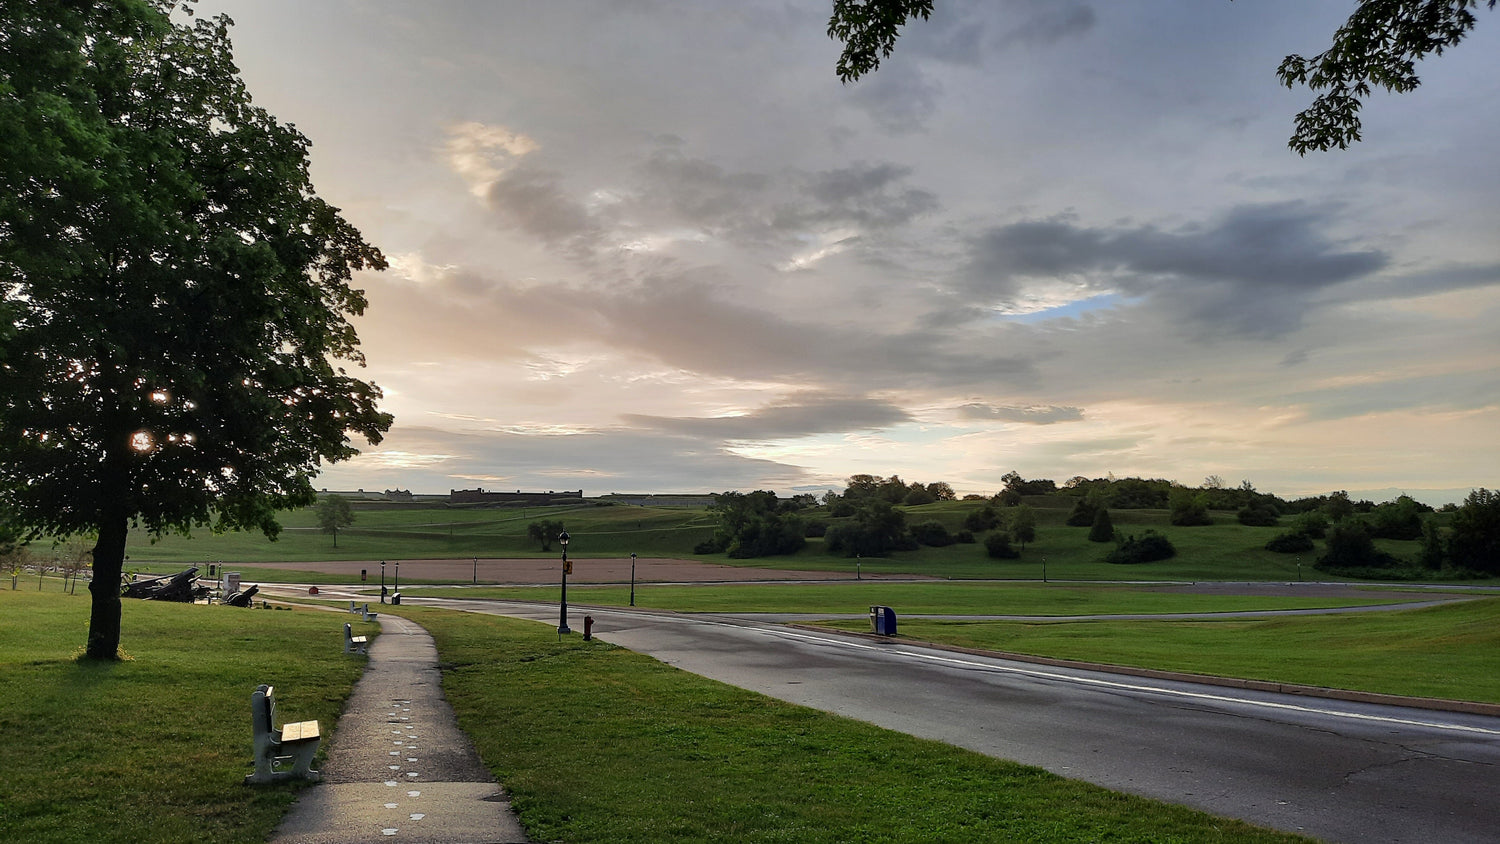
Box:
[271,614,530,844]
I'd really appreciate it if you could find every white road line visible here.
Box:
[708,620,1500,738]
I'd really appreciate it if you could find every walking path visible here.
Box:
[271,614,530,844]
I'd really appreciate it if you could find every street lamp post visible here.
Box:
[394,560,400,593]
[558,530,572,634]
[380,560,386,603]
[629,552,636,607]
[473,557,478,585]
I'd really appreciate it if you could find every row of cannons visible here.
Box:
[121,566,260,607]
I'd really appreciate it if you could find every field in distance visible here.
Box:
[109,496,1486,584]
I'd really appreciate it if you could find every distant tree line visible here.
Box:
[692,470,1497,575]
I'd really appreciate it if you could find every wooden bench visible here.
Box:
[362,603,378,622]
[344,622,368,654]
[243,684,320,784]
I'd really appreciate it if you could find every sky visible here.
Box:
[194,0,1499,504]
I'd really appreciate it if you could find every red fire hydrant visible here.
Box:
[583,615,594,641]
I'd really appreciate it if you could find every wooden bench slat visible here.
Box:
[281,720,320,742]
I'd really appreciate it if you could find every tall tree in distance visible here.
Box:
[316,495,355,548]
[827,0,1493,153]
[0,1,392,659]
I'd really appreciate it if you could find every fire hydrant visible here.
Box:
[583,615,594,641]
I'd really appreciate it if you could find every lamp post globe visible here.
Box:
[557,530,572,634]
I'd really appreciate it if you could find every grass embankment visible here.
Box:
[116,502,719,564]
[390,604,1304,843]
[0,589,375,844]
[821,598,1500,704]
[402,580,1403,615]
[106,496,1489,585]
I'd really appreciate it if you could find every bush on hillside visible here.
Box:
[1264,532,1315,553]
[1087,508,1115,542]
[910,520,955,547]
[1106,531,1176,564]
[1065,497,1098,527]
[984,531,1020,559]
[1237,505,1280,527]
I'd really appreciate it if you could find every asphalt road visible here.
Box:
[400,596,1500,844]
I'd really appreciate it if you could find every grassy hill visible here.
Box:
[89,494,1479,584]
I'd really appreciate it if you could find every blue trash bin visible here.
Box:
[870,605,897,635]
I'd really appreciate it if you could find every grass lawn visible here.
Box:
[387,604,1306,843]
[71,496,1494,586]
[820,597,1500,704]
[401,580,1404,615]
[0,588,375,844]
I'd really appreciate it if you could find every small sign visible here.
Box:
[564,559,573,575]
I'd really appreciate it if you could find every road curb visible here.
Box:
[791,624,1500,717]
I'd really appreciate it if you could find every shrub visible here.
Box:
[910,520,954,547]
[1291,511,1328,539]
[963,506,1001,533]
[955,529,975,544]
[1264,532,1315,553]
[1169,489,1213,526]
[1316,522,1399,571]
[1237,506,1280,527]
[803,520,828,538]
[984,531,1020,559]
[1065,498,1098,527]
[1087,508,1115,542]
[693,536,728,554]
[1106,531,1176,564]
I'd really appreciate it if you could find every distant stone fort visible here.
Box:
[448,488,584,506]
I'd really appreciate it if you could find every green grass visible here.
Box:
[401,580,1403,615]
[111,502,719,564]
[387,604,1305,843]
[820,598,1500,704]
[0,588,375,844]
[62,496,1492,584]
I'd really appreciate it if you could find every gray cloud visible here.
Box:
[1285,370,1500,422]
[958,403,1084,424]
[624,394,912,440]
[963,203,1390,335]
[993,1,1096,50]
[483,163,602,257]
[849,63,943,134]
[791,162,938,229]
[328,424,813,496]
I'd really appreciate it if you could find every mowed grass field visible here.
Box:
[101,495,1485,585]
[0,588,374,844]
[3,588,1307,843]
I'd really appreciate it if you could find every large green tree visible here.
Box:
[0,1,392,659]
[827,0,1493,153]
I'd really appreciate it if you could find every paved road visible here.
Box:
[398,596,1500,844]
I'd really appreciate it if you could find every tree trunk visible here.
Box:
[85,512,129,660]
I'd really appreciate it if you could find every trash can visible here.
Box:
[870,605,897,636]
[390,592,401,606]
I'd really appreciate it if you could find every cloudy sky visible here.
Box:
[196,0,1499,503]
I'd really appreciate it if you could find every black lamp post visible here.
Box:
[394,560,400,593]
[629,552,636,607]
[380,560,386,603]
[558,530,572,634]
